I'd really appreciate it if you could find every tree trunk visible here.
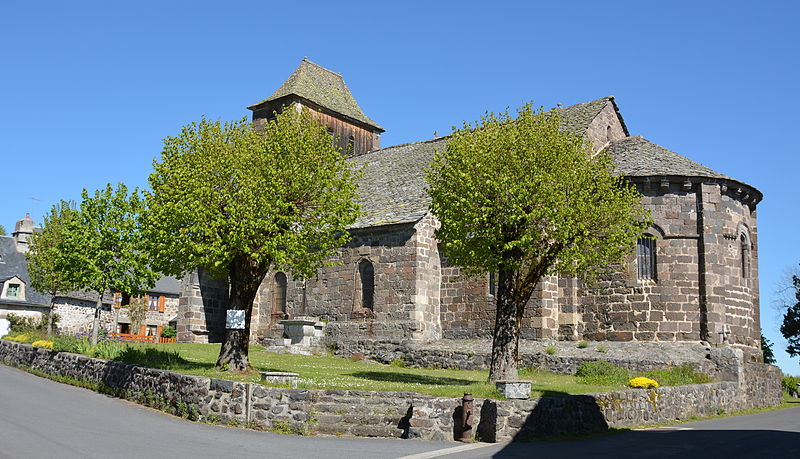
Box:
[47,298,55,336]
[216,255,269,371]
[91,293,102,346]
[489,269,519,381]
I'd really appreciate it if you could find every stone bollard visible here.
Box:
[459,393,474,442]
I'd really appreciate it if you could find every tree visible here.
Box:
[26,200,79,334]
[780,272,800,358]
[426,104,650,381]
[59,184,159,345]
[0,224,6,236]
[144,109,360,371]
[126,296,148,337]
[761,333,777,364]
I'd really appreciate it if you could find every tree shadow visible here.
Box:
[348,371,474,386]
[112,347,215,371]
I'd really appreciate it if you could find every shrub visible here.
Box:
[576,360,629,386]
[31,340,54,349]
[7,312,59,333]
[160,326,176,338]
[389,358,406,368]
[596,345,607,353]
[4,333,30,343]
[544,345,557,355]
[577,341,589,349]
[52,334,92,354]
[644,365,712,386]
[782,375,800,397]
[629,377,659,388]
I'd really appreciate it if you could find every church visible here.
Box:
[161,59,761,360]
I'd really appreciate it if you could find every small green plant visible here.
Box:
[596,345,607,353]
[92,340,127,360]
[576,360,629,386]
[390,358,406,368]
[644,365,712,386]
[160,326,177,339]
[544,346,557,355]
[269,420,294,434]
[781,375,799,397]
[577,341,589,349]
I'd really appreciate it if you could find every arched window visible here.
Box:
[358,260,374,311]
[274,272,287,313]
[636,236,657,280]
[740,234,750,279]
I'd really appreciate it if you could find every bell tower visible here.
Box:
[248,58,384,156]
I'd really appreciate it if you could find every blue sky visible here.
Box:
[2,1,797,373]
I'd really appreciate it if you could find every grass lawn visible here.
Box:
[120,343,627,398]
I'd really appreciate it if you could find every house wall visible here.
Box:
[585,102,627,151]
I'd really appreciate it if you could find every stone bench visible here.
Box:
[260,371,300,389]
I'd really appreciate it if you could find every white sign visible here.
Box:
[226,310,245,329]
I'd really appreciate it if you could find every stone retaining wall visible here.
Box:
[0,340,781,442]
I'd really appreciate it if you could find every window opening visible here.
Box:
[359,260,374,311]
[636,237,656,280]
[274,272,287,313]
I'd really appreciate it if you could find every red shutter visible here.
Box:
[139,324,146,336]
[157,326,163,338]
[158,296,165,313]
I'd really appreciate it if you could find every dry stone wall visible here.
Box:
[0,340,780,442]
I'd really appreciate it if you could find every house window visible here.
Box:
[636,237,657,280]
[489,272,496,296]
[347,135,355,153]
[6,283,20,298]
[146,325,158,337]
[274,272,287,313]
[358,259,374,311]
[148,295,159,311]
[740,234,750,278]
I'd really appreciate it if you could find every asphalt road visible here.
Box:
[1,365,798,459]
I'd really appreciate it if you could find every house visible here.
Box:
[177,59,763,360]
[0,215,180,338]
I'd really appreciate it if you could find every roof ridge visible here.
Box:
[301,57,343,77]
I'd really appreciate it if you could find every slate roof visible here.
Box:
[607,136,730,179]
[0,237,50,307]
[248,58,383,131]
[349,99,756,230]
[350,137,446,228]
[556,96,629,136]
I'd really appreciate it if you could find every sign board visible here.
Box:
[226,310,245,330]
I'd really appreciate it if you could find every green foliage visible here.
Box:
[143,109,361,281]
[782,375,799,397]
[577,341,589,349]
[761,333,777,364]
[160,326,176,338]
[52,334,93,354]
[113,346,186,368]
[425,103,649,280]
[596,345,608,353]
[0,224,6,236]
[91,340,127,360]
[5,313,57,334]
[780,271,800,357]
[27,201,79,300]
[544,345,557,355]
[389,358,406,367]
[576,360,629,386]
[644,365,712,386]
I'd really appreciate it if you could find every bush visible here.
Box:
[544,346,557,355]
[629,377,659,388]
[644,365,712,386]
[576,360,629,386]
[160,326,176,338]
[577,341,589,349]
[53,334,93,354]
[7,312,59,333]
[782,375,800,397]
[31,340,54,349]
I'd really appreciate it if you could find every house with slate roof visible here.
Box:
[0,215,182,338]
[177,59,763,358]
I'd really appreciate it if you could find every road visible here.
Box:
[1,365,798,459]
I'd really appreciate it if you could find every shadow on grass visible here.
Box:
[349,371,474,386]
[113,347,215,371]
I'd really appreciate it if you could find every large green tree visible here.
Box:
[426,104,650,381]
[59,184,159,345]
[144,108,360,371]
[780,271,800,358]
[26,200,79,334]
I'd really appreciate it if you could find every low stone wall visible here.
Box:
[328,339,744,382]
[0,340,781,442]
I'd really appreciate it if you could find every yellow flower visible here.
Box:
[629,377,659,388]
[32,340,54,349]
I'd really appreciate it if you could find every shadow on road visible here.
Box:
[493,428,800,458]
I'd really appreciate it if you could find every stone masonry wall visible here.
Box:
[179,268,228,343]
[0,340,780,442]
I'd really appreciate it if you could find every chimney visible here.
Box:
[12,214,35,253]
